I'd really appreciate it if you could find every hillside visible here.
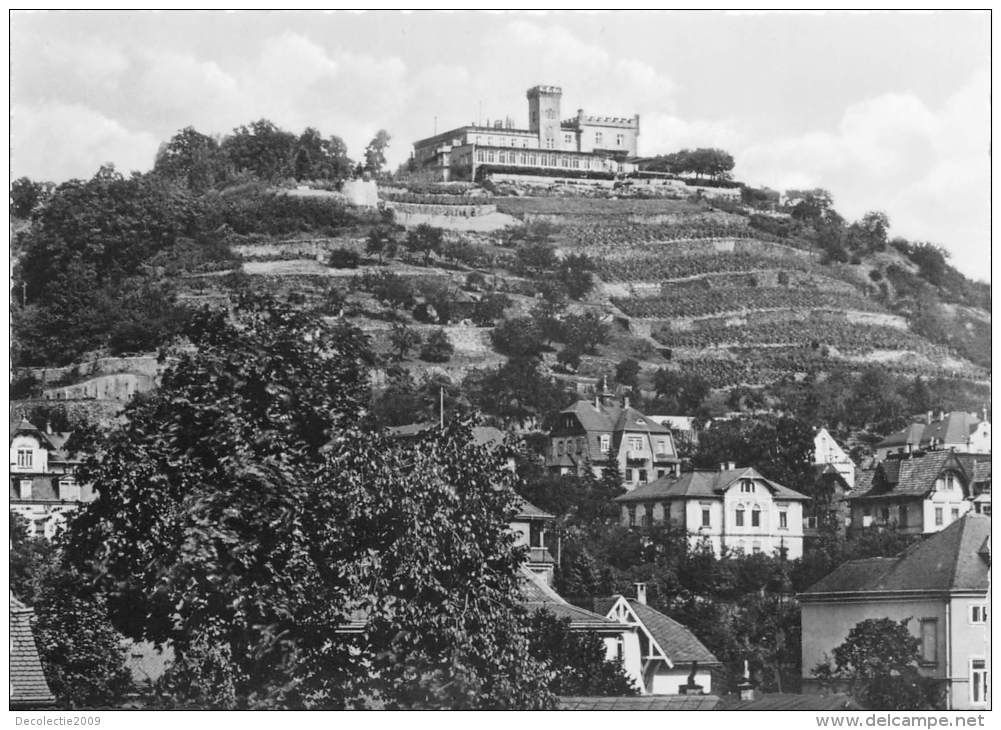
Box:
[10,169,990,443]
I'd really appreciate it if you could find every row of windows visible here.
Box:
[863,503,962,528]
[627,503,787,529]
[16,478,79,501]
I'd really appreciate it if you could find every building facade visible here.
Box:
[847,450,976,537]
[591,586,720,695]
[875,411,990,461]
[9,418,94,539]
[799,513,990,710]
[546,393,680,489]
[411,85,640,181]
[614,464,809,559]
[814,427,855,489]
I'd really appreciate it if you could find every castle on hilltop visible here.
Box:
[411,85,640,182]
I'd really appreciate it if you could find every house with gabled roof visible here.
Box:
[511,497,559,585]
[846,450,974,536]
[875,411,990,460]
[813,427,855,489]
[614,464,809,558]
[799,513,990,710]
[547,391,680,490]
[518,567,645,692]
[10,594,55,708]
[9,418,94,539]
[588,584,720,695]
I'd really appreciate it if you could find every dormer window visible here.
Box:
[740,479,754,494]
[16,449,33,469]
[600,434,610,453]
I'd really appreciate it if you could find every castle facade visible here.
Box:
[411,85,640,182]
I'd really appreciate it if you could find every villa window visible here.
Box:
[616,133,624,146]
[735,508,745,527]
[528,154,537,166]
[970,605,988,624]
[624,468,633,482]
[656,440,667,455]
[16,449,33,469]
[951,507,960,521]
[751,507,761,527]
[564,133,573,145]
[970,659,988,705]
[628,436,643,452]
[657,469,665,479]
[919,619,937,665]
[779,511,788,529]
[740,480,754,494]
[935,507,944,526]
[545,138,554,149]
[487,151,495,163]
[476,150,485,162]
[701,508,711,528]
[628,507,636,528]
[600,434,611,453]
[595,131,603,145]
[638,470,648,485]
[557,441,564,456]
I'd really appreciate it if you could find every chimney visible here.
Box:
[719,461,735,472]
[633,582,647,605]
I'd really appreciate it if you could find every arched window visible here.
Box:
[751,505,761,527]
[735,507,745,527]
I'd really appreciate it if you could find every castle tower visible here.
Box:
[527,85,563,150]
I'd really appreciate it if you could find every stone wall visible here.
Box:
[26,356,170,385]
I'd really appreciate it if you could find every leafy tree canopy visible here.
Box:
[65,297,553,709]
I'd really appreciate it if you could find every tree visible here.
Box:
[405,224,444,266]
[490,317,546,358]
[614,359,641,389]
[465,358,573,426]
[65,297,555,709]
[419,328,454,363]
[220,120,298,181]
[562,312,609,354]
[472,292,511,326]
[363,129,392,176]
[389,322,422,360]
[527,610,638,696]
[294,128,353,182]
[154,127,225,192]
[10,176,50,218]
[366,225,399,265]
[362,271,416,310]
[30,562,135,708]
[556,253,595,300]
[651,369,711,414]
[816,618,945,710]
[515,240,558,276]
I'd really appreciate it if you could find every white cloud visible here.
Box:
[736,69,989,280]
[13,102,159,181]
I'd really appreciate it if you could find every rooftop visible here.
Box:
[800,512,991,598]
[616,467,808,503]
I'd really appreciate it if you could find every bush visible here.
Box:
[326,248,361,269]
[490,317,546,357]
[419,328,454,363]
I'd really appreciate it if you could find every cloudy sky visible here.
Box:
[11,10,990,280]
